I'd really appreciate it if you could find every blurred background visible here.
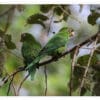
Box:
[0,5,100,96]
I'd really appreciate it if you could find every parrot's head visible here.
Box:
[58,27,68,37]
[20,33,35,42]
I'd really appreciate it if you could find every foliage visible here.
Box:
[0,4,100,96]
[27,13,49,28]
[88,10,100,25]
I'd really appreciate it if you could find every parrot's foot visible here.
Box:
[51,52,62,61]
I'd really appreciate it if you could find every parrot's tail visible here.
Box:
[26,55,43,80]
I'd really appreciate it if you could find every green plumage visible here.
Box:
[21,33,41,79]
[40,27,69,55]
[26,27,70,80]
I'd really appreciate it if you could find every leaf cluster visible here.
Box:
[88,10,100,25]
[0,29,16,50]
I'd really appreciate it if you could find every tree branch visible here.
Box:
[1,67,25,87]
[79,33,99,96]
[39,31,100,67]
[0,31,99,94]
[12,82,17,96]
[58,5,81,24]
[17,73,29,96]
[69,46,79,96]
[7,75,14,96]
[47,8,55,36]
[44,65,48,96]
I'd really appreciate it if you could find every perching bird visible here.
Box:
[26,27,70,80]
[20,33,41,78]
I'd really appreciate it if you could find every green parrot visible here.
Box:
[26,27,70,80]
[20,33,41,78]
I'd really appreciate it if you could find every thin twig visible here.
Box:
[4,48,23,63]
[7,75,14,96]
[4,7,15,33]
[69,46,79,96]
[12,82,17,96]
[1,32,100,93]
[17,73,29,96]
[2,67,26,96]
[47,8,55,36]
[58,5,81,24]
[38,31,100,67]
[2,67,25,86]
[79,34,99,95]
[44,65,48,96]
[0,40,23,64]
[74,64,86,69]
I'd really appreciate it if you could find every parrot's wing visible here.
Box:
[29,66,36,80]
[27,55,43,80]
[40,27,69,55]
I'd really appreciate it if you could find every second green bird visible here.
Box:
[21,27,70,80]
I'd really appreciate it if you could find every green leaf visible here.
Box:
[4,34,16,49]
[27,13,49,22]
[77,54,98,66]
[27,13,48,28]
[54,7,63,16]
[72,66,85,91]
[40,5,53,13]
[63,14,69,21]
[5,41,16,49]
[74,66,85,78]
[28,20,46,28]
[88,11,100,25]
[5,34,11,41]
